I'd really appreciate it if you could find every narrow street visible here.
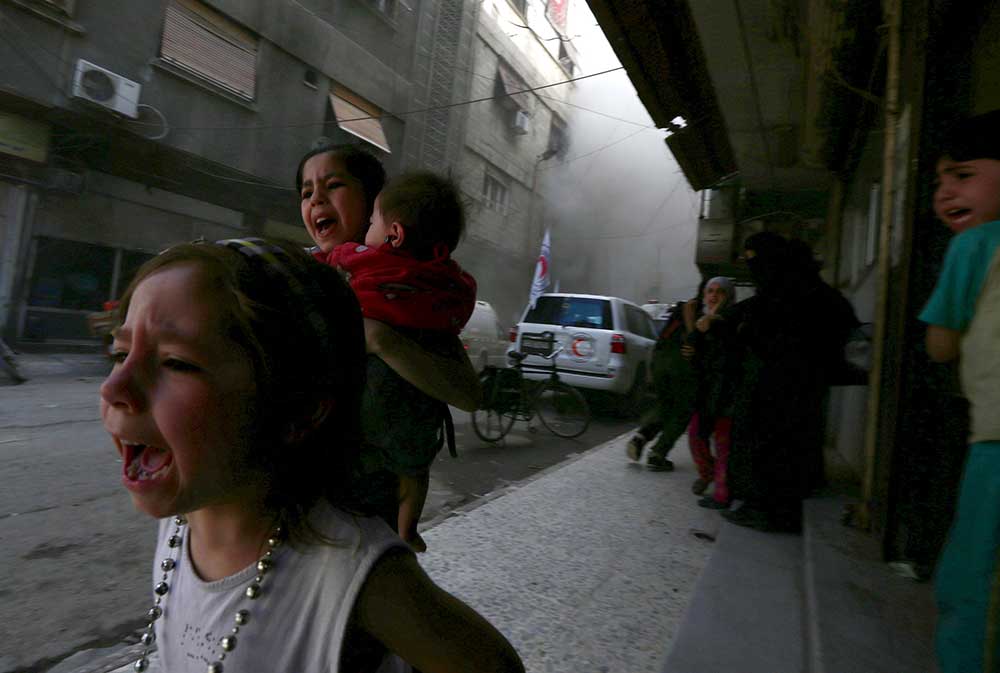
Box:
[0,372,633,673]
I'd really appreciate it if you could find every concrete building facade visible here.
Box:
[450,0,578,325]
[0,0,439,345]
[0,0,582,345]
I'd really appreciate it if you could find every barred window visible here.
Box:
[482,172,510,215]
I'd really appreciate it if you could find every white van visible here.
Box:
[460,301,508,372]
[508,293,658,404]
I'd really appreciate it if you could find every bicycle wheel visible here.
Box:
[535,380,590,438]
[472,406,516,442]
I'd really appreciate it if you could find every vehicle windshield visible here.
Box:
[524,296,613,329]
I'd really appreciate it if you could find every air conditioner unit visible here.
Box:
[71,59,141,118]
[511,109,530,135]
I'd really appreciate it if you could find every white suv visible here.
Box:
[460,301,509,372]
[507,293,658,402]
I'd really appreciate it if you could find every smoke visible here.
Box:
[539,3,701,304]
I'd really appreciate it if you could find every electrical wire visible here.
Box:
[126,65,625,131]
[535,92,656,129]
[183,163,294,191]
[133,104,169,140]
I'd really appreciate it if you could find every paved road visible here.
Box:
[0,375,633,672]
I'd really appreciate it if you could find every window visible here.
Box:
[548,116,568,158]
[524,297,614,330]
[28,238,114,311]
[482,172,509,214]
[495,63,533,134]
[160,0,258,100]
[21,238,155,342]
[328,85,391,153]
[495,62,528,113]
[625,306,655,339]
[558,42,575,76]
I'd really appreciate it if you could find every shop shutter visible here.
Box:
[160,0,257,99]
[329,87,391,153]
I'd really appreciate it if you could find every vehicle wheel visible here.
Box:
[536,381,590,438]
[618,364,647,418]
[471,407,515,442]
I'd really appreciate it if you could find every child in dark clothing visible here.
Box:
[315,171,476,552]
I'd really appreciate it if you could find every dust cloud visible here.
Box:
[539,3,701,306]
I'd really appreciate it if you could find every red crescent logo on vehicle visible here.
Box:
[571,337,592,358]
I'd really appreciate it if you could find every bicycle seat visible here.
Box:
[508,351,527,363]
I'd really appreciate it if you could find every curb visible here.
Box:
[418,429,631,532]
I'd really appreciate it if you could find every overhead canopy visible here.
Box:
[495,62,530,112]
[586,0,736,190]
[587,0,883,195]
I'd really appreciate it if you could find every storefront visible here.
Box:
[10,170,248,345]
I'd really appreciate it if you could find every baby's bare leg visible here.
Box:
[398,471,430,552]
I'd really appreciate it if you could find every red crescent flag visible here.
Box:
[529,229,551,309]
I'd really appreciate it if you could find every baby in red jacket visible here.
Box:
[314,171,476,551]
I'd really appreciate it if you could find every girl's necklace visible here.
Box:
[134,515,283,673]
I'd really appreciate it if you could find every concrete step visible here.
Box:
[803,496,938,673]
[662,496,939,673]
[661,521,806,673]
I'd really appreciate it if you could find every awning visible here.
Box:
[586,0,736,191]
[329,87,391,153]
[495,62,528,111]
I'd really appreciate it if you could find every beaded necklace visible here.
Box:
[134,515,283,673]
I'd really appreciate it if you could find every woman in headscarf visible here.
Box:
[684,276,738,508]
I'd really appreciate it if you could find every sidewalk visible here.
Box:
[51,433,720,673]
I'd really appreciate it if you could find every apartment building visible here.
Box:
[0,0,450,344]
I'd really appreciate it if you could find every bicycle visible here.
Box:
[471,331,591,442]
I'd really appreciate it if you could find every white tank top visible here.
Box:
[150,502,410,672]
